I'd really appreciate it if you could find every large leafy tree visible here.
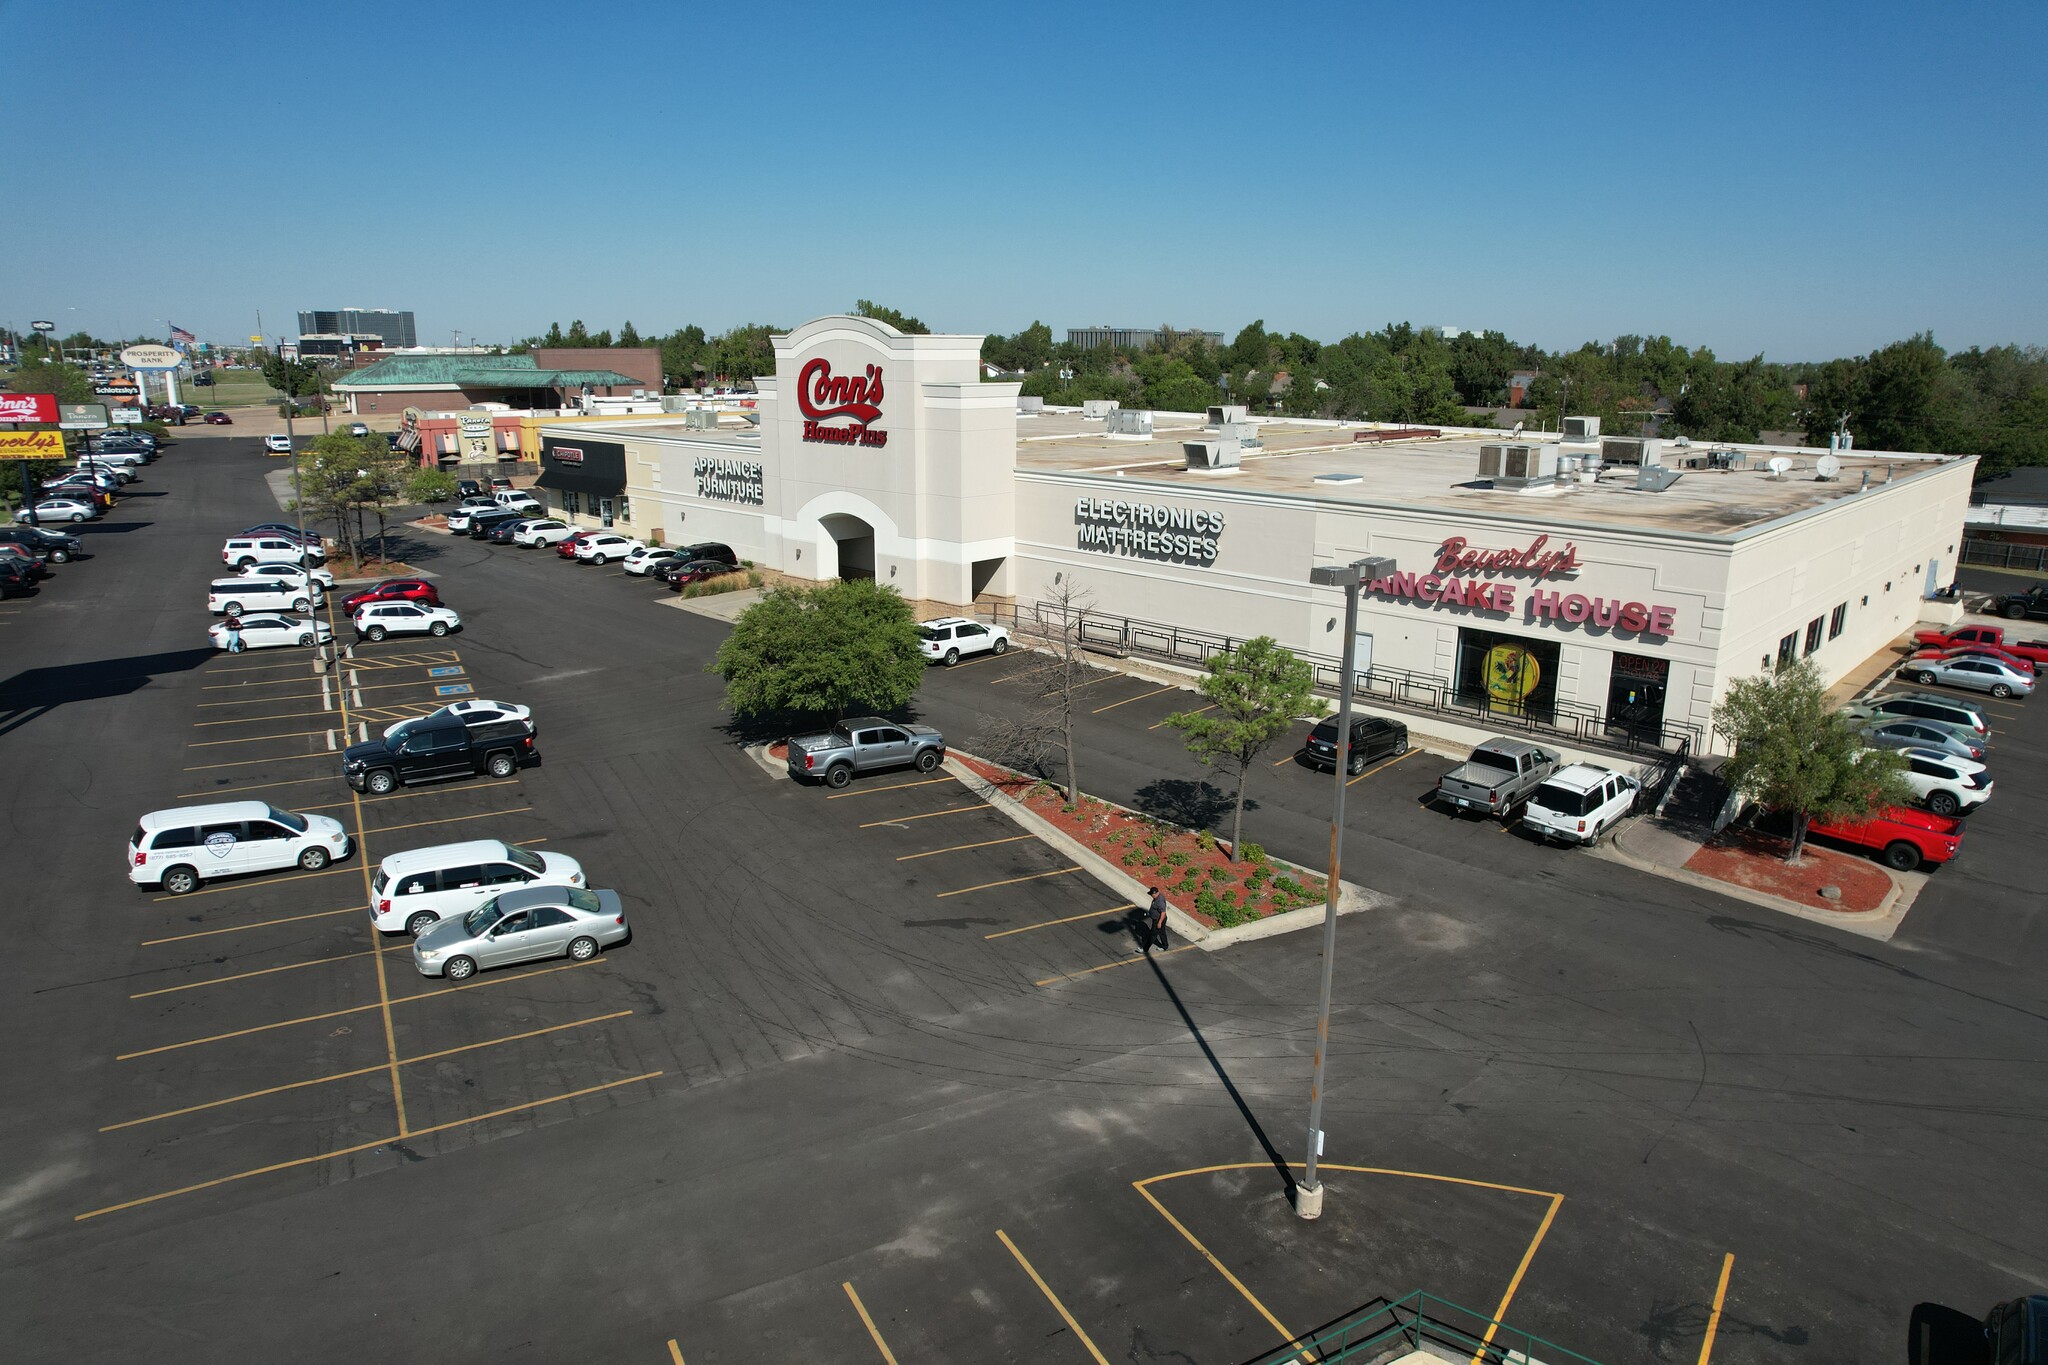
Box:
[712,578,925,719]
[853,301,930,335]
[1166,636,1318,860]
[1711,659,1914,862]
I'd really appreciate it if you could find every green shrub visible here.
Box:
[1196,830,1216,852]
[1162,850,1189,869]
[1175,868,1202,891]
[1241,842,1268,865]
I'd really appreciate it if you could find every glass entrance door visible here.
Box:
[599,497,614,528]
[1606,654,1669,739]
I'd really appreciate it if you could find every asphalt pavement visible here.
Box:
[3,438,2044,1363]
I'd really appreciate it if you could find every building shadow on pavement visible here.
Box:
[0,647,216,740]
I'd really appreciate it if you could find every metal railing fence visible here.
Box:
[1239,1290,1602,1365]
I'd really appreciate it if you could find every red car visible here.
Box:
[339,578,441,614]
[667,559,738,590]
[1805,806,1963,872]
[1910,625,2048,666]
[203,411,233,425]
[554,531,598,559]
[1907,643,2036,676]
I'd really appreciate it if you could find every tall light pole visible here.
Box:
[1297,553,1397,1220]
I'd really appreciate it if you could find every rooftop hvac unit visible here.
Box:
[1216,421,1262,449]
[1478,443,1507,478]
[1635,465,1683,492]
[1017,396,1045,415]
[1600,436,1644,465]
[1206,404,1248,426]
[1562,415,1601,441]
[1105,408,1154,437]
[1480,443,1560,489]
[684,409,720,429]
[1184,439,1241,471]
[1082,399,1121,419]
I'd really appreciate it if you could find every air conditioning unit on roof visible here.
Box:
[1562,415,1601,441]
[1082,399,1120,419]
[1105,409,1153,437]
[1184,438,1241,471]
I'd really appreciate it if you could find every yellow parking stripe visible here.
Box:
[937,866,1081,898]
[1092,683,1181,714]
[897,835,1032,862]
[360,805,532,837]
[1035,944,1196,985]
[985,907,1128,940]
[858,804,988,828]
[825,776,954,800]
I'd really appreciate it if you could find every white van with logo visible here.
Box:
[129,801,352,895]
[370,839,585,936]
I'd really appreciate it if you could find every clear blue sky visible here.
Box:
[6,0,2043,360]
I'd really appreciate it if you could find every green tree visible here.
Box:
[566,320,591,347]
[711,579,925,719]
[852,300,930,334]
[3,358,95,405]
[1711,658,1914,862]
[617,320,642,348]
[405,467,458,504]
[1165,636,1318,860]
[542,321,566,347]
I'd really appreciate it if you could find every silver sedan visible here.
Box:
[1856,719,1987,762]
[1898,655,2034,698]
[412,884,628,979]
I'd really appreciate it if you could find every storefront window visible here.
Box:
[616,496,631,525]
[1777,632,1797,667]
[1803,617,1823,655]
[562,491,580,517]
[1828,603,1847,639]
[1454,628,1559,723]
[1607,653,1669,740]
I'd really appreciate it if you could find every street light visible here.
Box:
[1297,552,1397,1220]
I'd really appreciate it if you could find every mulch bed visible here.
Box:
[951,753,1325,928]
[1683,828,1893,913]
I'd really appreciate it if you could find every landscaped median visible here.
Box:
[945,752,1384,948]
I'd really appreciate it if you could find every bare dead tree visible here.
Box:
[979,578,1095,802]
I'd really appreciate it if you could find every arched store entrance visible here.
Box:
[819,513,876,582]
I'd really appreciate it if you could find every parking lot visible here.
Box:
[6,438,2048,1363]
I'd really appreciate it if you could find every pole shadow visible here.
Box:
[1145,950,1298,1199]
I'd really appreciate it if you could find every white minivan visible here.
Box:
[208,576,314,616]
[370,839,585,936]
[130,801,352,895]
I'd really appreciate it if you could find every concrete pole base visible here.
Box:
[1293,1182,1324,1220]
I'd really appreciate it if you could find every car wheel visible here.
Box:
[366,625,387,641]
[1914,670,1936,684]
[1882,841,1922,872]
[2006,604,2027,620]
[825,764,853,789]
[429,621,449,636]
[235,556,255,568]
[567,936,599,962]
[69,512,86,522]
[298,846,330,871]
[48,549,68,564]
[1928,791,1960,816]
[161,865,200,896]
[444,955,476,981]
[914,748,941,773]
[1991,683,2013,698]
[406,911,439,937]
[221,601,242,616]
[298,633,315,646]
[991,637,1008,655]
[292,597,310,613]
[486,752,516,778]
[593,554,608,565]
[1348,755,1364,775]
[366,770,397,795]
[944,648,960,666]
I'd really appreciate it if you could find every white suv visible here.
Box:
[917,617,1010,665]
[1522,764,1640,846]
[263,434,294,454]
[1898,747,1992,816]
[223,535,326,568]
[370,839,585,936]
[575,533,642,564]
[130,800,352,896]
[515,519,576,547]
[209,576,315,616]
[238,560,335,593]
[354,601,461,641]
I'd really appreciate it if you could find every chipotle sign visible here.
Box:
[797,358,888,448]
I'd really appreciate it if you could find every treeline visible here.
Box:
[982,322,2048,474]
[515,302,928,389]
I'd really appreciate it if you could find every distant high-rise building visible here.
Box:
[297,308,418,349]
[1066,325,1224,352]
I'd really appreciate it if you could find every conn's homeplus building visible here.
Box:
[530,315,1975,753]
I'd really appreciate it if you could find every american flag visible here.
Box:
[169,323,196,349]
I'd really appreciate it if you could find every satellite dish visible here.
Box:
[1767,456,1793,478]
[1816,454,1842,481]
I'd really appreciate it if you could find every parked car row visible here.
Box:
[0,430,166,595]
[452,496,749,594]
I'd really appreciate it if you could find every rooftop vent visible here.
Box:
[1635,465,1683,492]
[1184,438,1241,472]
[1206,404,1248,427]
[1105,408,1154,438]
[1312,472,1363,485]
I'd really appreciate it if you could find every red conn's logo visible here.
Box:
[797,358,888,447]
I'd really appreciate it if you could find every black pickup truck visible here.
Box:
[342,713,537,794]
[1989,584,2048,622]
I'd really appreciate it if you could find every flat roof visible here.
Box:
[1013,412,1968,536]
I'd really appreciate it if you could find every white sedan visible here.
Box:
[383,698,531,739]
[210,615,334,650]
[622,546,685,576]
[17,498,98,524]
[239,560,337,592]
[515,519,577,547]
[574,533,643,565]
[354,601,462,641]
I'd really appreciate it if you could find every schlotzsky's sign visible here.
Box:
[797,359,888,447]
[1368,532,1676,636]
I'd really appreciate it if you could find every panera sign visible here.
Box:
[797,358,888,447]
[1368,529,1676,636]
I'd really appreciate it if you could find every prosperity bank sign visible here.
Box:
[797,358,888,448]
[1367,532,1678,637]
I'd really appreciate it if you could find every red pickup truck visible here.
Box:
[1807,806,1963,872]
[1911,624,2048,665]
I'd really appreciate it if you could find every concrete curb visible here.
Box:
[742,742,791,782]
[941,754,1384,949]
[1597,825,1915,942]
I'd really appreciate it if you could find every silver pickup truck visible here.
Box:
[786,717,946,788]
[1435,737,1560,818]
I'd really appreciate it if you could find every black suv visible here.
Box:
[0,558,36,598]
[1302,715,1410,774]
[342,713,539,794]
[0,525,84,563]
[466,510,525,540]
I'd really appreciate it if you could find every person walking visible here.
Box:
[1145,886,1170,952]
[225,614,244,654]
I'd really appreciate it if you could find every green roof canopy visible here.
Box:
[334,354,642,389]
